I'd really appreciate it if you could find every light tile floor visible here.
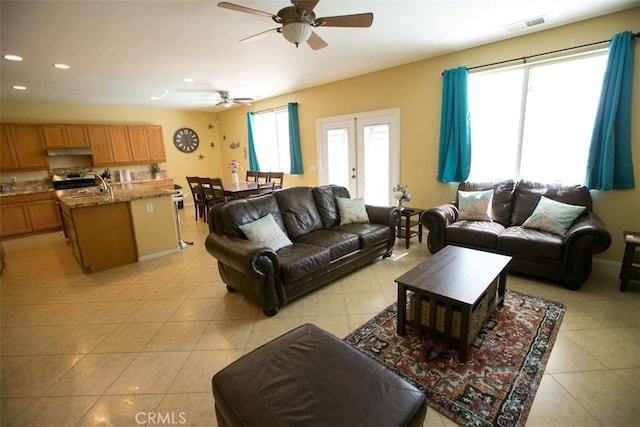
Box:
[1,209,639,426]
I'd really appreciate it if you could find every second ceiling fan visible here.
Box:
[218,1,374,50]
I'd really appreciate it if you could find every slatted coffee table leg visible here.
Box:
[397,283,407,335]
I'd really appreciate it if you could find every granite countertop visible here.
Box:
[57,183,173,208]
[0,181,55,197]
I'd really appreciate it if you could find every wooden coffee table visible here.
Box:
[396,245,511,362]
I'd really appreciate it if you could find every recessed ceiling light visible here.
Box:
[183,78,194,83]
[12,85,27,90]
[3,54,23,61]
[53,63,70,69]
[150,96,160,100]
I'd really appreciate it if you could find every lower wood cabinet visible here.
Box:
[0,192,61,238]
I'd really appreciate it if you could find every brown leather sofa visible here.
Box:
[422,180,611,289]
[206,185,400,315]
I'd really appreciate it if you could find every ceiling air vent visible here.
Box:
[503,16,546,32]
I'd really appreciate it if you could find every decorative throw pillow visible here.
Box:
[335,197,370,225]
[522,196,586,236]
[238,213,293,251]
[458,189,493,221]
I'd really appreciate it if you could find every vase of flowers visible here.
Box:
[229,160,241,185]
[393,184,412,208]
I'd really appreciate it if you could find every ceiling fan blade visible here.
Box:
[232,97,254,102]
[307,31,328,50]
[217,2,274,19]
[240,28,279,43]
[315,13,374,28]
[292,0,319,14]
[233,100,253,105]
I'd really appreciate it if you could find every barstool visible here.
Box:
[173,191,193,249]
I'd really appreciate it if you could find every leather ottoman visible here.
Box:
[211,323,427,427]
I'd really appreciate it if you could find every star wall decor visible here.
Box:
[198,154,205,160]
[207,123,214,130]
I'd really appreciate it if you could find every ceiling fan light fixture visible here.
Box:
[222,100,234,108]
[281,21,312,47]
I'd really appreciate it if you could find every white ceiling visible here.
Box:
[1,0,638,112]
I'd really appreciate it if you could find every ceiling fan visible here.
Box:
[218,1,374,50]
[210,90,254,107]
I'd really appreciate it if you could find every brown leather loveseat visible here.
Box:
[422,180,611,289]
[206,185,399,315]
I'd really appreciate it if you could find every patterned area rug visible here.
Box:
[344,290,564,427]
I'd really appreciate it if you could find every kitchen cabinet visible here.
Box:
[128,125,150,162]
[109,125,133,164]
[0,192,61,238]
[42,124,89,148]
[87,125,114,165]
[89,125,133,166]
[128,125,166,163]
[0,124,48,170]
[146,125,166,162]
[1,125,18,170]
[59,199,137,272]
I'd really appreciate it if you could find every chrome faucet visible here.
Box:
[86,172,114,198]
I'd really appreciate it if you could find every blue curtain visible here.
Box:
[585,31,636,190]
[437,66,471,182]
[246,112,260,171]
[288,102,304,175]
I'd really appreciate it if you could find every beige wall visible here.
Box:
[215,8,640,262]
[129,196,177,260]
[1,8,638,261]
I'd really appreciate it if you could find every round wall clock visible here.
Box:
[173,128,200,153]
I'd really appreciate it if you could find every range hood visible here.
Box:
[46,148,93,156]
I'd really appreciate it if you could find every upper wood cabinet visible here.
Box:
[128,126,150,162]
[0,124,48,170]
[87,125,114,165]
[42,124,90,148]
[107,125,133,164]
[146,125,166,162]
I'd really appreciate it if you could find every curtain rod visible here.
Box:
[446,31,639,74]
[250,104,289,115]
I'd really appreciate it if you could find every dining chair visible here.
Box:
[246,171,259,182]
[268,172,284,189]
[199,177,227,223]
[186,176,206,221]
[256,172,270,183]
[257,181,276,194]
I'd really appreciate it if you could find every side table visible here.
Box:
[397,207,425,249]
[619,230,640,292]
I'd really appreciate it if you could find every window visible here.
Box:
[251,108,290,172]
[467,52,608,184]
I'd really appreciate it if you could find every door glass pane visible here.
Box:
[362,124,389,206]
[327,128,350,188]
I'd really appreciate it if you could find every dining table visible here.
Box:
[220,181,260,199]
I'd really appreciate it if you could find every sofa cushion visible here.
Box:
[277,244,332,283]
[458,189,494,221]
[274,187,322,239]
[221,195,285,238]
[511,180,592,226]
[336,223,391,249]
[458,180,515,226]
[294,229,360,260]
[313,185,350,228]
[497,226,563,260]
[336,197,370,225]
[239,213,293,251]
[522,196,586,236]
[446,221,505,249]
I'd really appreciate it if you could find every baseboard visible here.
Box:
[138,248,180,262]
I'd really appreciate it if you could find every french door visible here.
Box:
[317,108,400,206]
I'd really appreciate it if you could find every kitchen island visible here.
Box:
[57,183,178,273]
